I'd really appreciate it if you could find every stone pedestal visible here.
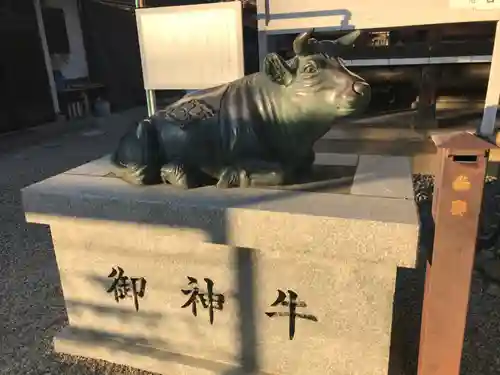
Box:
[22,154,419,375]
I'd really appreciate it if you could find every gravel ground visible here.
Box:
[0,110,158,375]
[0,111,499,375]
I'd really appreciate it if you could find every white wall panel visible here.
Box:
[256,0,500,33]
[136,3,244,90]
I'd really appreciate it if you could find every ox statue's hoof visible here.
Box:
[216,167,250,189]
[161,162,192,189]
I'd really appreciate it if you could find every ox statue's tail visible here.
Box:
[110,118,162,185]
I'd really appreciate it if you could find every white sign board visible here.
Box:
[136,3,244,90]
[450,0,500,9]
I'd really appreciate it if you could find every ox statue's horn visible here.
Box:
[336,30,361,46]
[318,30,361,56]
[293,29,315,56]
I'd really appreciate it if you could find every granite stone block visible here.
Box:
[21,155,420,375]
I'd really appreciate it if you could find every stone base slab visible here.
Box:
[54,327,238,375]
[22,155,420,375]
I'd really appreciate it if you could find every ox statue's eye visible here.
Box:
[303,62,318,74]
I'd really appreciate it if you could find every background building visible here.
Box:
[0,0,496,133]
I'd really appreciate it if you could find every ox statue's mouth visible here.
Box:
[337,92,371,117]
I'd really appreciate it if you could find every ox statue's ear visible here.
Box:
[263,53,294,86]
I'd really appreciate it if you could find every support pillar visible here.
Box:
[414,29,441,128]
[478,21,500,138]
[135,0,156,116]
[258,30,268,72]
[414,65,439,128]
[146,89,157,116]
[34,0,60,116]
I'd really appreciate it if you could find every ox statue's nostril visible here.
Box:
[352,81,368,95]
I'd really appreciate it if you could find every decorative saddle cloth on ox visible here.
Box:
[160,84,227,130]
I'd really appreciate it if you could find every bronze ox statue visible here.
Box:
[111,29,371,188]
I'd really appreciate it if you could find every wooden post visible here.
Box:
[418,132,496,375]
